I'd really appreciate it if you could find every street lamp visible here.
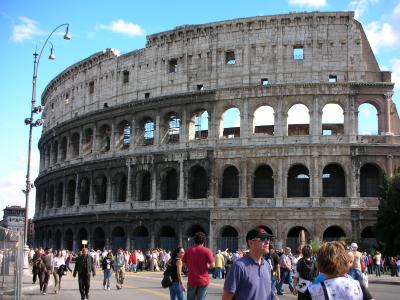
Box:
[23,23,71,252]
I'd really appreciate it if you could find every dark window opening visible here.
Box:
[161,169,178,200]
[104,102,109,108]
[225,51,236,65]
[293,46,304,60]
[323,226,346,241]
[261,78,269,86]
[221,166,239,198]
[189,166,208,199]
[89,81,94,94]
[169,59,178,73]
[253,165,274,198]
[114,174,126,202]
[67,180,75,206]
[329,75,337,83]
[123,70,129,83]
[140,172,151,201]
[95,176,107,204]
[79,177,90,205]
[287,165,309,197]
[145,92,150,99]
[360,164,381,197]
[322,164,346,197]
[56,182,63,208]
[197,84,204,91]
[61,137,67,161]
[71,133,80,158]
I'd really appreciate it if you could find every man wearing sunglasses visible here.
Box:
[222,228,272,300]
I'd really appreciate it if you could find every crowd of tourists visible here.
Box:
[28,232,400,300]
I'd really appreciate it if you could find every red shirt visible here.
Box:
[183,244,214,286]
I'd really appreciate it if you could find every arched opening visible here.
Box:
[323,226,346,241]
[132,226,149,251]
[61,137,67,161]
[322,104,344,135]
[48,184,55,208]
[93,227,106,250]
[116,120,131,149]
[56,182,63,208]
[287,104,310,136]
[185,225,206,248]
[218,226,238,252]
[158,226,177,251]
[189,110,209,140]
[138,171,151,201]
[221,107,240,138]
[98,124,111,152]
[55,230,62,250]
[253,165,274,198]
[358,103,378,135]
[143,118,154,146]
[113,173,127,202]
[287,226,310,251]
[221,166,239,198]
[360,164,382,197]
[41,188,47,210]
[83,128,93,154]
[161,169,178,200]
[45,145,51,168]
[167,113,180,144]
[287,165,310,197]
[47,230,52,248]
[52,141,58,164]
[111,227,126,252]
[67,179,76,206]
[188,166,208,199]
[79,177,90,205]
[322,164,346,197]
[77,228,88,249]
[94,175,107,204]
[65,229,73,251]
[71,132,80,158]
[360,226,377,249]
[253,106,274,135]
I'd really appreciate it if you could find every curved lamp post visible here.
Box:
[23,24,71,251]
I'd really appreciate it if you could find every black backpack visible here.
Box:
[161,264,173,288]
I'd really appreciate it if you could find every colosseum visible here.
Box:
[33,11,400,253]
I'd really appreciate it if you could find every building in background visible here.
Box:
[1,206,25,235]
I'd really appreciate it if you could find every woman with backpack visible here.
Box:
[102,252,115,290]
[166,247,186,300]
[293,245,318,300]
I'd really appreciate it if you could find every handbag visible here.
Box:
[161,265,173,288]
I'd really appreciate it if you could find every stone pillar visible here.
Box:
[62,177,67,208]
[110,120,115,151]
[312,154,320,207]
[209,219,215,253]
[384,94,393,135]
[240,159,247,206]
[180,109,187,143]
[386,155,394,177]
[92,124,97,152]
[154,114,161,146]
[275,99,286,139]
[310,96,321,143]
[89,173,94,205]
[107,172,112,205]
[178,159,185,206]
[74,173,80,208]
[149,233,155,249]
[241,98,249,139]
[126,161,132,201]
[276,158,285,207]
[79,127,84,157]
[346,95,357,142]
[178,224,183,247]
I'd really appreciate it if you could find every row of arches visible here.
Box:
[37,163,382,209]
[36,224,376,253]
[40,102,379,171]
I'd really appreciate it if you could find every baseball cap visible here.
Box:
[350,242,358,249]
[246,228,273,241]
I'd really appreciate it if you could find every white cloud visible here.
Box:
[394,3,400,16]
[348,0,379,19]
[288,0,326,7]
[365,21,398,53]
[288,104,310,124]
[390,58,400,89]
[98,19,144,37]
[11,16,43,42]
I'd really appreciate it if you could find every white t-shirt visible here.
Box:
[53,256,65,269]
[308,277,363,300]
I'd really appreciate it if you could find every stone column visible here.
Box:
[209,219,215,253]
[241,98,249,139]
[276,158,285,207]
[74,173,80,208]
[312,154,320,207]
[384,94,393,135]
[107,172,112,205]
[311,96,321,143]
[152,166,157,208]
[178,159,185,205]
[92,124,97,152]
[89,172,94,205]
[180,109,187,143]
[346,95,357,142]
[177,224,183,247]
[110,120,115,151]
[240,159,248,207]
[386,155,394,177]
[126,161,132,201]
[154,114,161,146]
[275,99,286,140]
[79,127,84,157]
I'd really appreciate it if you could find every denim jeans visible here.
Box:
[103,269,112,288]
[169,281,184,300]
[187,284,207,300]
[271,274,277,300]
[276,269,294,293]
[374,264,381,276]
[213,268,222,279]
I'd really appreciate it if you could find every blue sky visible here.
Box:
[1,0,400,218]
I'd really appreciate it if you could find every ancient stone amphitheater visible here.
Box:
[33,11,400,252]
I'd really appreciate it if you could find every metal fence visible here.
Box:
[0,226,23,300]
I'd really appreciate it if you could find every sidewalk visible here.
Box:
[368,274,400,285]
[21,269,53,297]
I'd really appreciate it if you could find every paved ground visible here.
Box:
[22,269,400,300]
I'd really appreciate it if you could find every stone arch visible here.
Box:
[185,224,207,248]
[253,164,274,198]
[360,226,377,249]
[322,103,344,135]
[94,174,107,204]
[65,228,73,251]
[221,107,240,138]
[161,168,178,200]
[360,163,382,197]
[70,132,80,158]
[286,226,310,251]
[358,102,378,135]
[143,117,155,146]
[253,105,274,135]
[61,137,67,161]
[77,228,88,249]
[137,171,151,201]
[45,144,51,167]
[113,173,127,202]
[67,179,76,206]
[111,226,126,252]
[116,119,131,149]
[322,163,346,197]
[52,140,58,164]
[287,104,310,136]
[188,165,208,199]
[221,165,239,198]
[79,177,90,205]
[56,182,63,208]
[83,128,93,154]
[287,164,310,197]
[192,110,209,140]
[158,226,177,251]
[54,230,62,250]
[98,124,111,152]
[47,229,53,248]
[323,225,346,241]
[93,227,106,250]
[218,226,239,252]
[132,226,149,251]
[48,184,55,208]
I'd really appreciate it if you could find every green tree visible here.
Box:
[375,172,400,256]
